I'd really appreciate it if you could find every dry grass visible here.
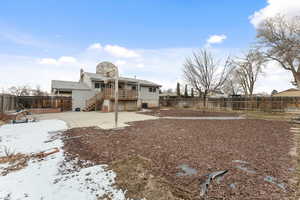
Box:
[3,146,16,158]
[293,124,300,199]
[180,106,297,121]
[243,111,298,121]
[110,155,193,200]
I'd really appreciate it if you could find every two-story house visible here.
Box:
[51,63,161,112]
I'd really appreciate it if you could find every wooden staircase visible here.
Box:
[84,92,104,111]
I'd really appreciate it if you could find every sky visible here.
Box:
[0,0,299,93]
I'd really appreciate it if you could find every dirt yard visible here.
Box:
[63,111,295,199]
[140,108,240,117]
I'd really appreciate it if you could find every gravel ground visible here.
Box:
[140,108,240,117]
[63,118,294,199]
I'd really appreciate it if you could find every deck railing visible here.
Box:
[103,88,138,100]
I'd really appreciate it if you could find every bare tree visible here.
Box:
[222,70,242,96]
[256,15,300,87]
[8,85,31,96]
[183,49,234,106]
[31,85,48,96]
[165,88,173,93]
[232,49,266,96]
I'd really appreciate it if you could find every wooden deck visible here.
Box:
[102,88,138,100]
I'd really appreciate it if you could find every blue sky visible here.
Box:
[0,0,298,93]
[0,1,263,52]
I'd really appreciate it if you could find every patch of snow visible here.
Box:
[0,120,132,200]
[0,120,66,155]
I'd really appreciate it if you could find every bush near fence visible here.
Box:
[0,95,72,113]
[160,96,300,112]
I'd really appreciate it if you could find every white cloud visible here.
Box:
[104,44,140,58]
[256,61,292,93]
[38,56,77,65]
[39,58,58,65]
[0,44,294,93]
[136,63,144,68]
[0,54,80,92]
[115,60,127,66]
[58,56,77,63]
[207,34,227,44]
[88,43,102,50]
[250,0,300,27]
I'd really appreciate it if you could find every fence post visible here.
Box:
[1,95,4,113]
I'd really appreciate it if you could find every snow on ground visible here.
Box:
[0,120,131,200]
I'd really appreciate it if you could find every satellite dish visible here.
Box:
[96,62,117,78]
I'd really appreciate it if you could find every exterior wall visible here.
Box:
[72,73,160,110]
[72,90,96,111]
[111,100,138,111]
[139,86,159,108]
[82,74,93,88]
[91,80,102,92]
[102,99,137,112]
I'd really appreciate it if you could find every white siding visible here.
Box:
[82,74,93,88]
[72,90,96,110]
[139,86,159,107]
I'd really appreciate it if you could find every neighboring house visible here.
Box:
[208,90,227,98]
[159,92,178,100]
[272,88,300,97]
[51,65,161,111]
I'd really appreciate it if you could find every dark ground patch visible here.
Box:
[63,118,294,199]
[139,108,240,118]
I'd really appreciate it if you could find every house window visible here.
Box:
[95,83,100,88]
[148,87,156,93]
[132,86,137,90]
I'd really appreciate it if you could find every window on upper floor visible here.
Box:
[148,87,156,93]
[94,83,100,88]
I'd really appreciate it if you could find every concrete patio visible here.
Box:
[35,111,158,129]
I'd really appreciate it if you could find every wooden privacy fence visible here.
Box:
[17,96,72,111]
[0,95,72,113]
[160,96,300,112]
[0,94,17,113]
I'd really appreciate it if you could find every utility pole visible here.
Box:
[96,61,119,128]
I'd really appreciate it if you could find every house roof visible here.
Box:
[273,88,300,97]
[281,88,300,92]
[84,72,161,87]
[159,92,178,97]
[51,80,90,91]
